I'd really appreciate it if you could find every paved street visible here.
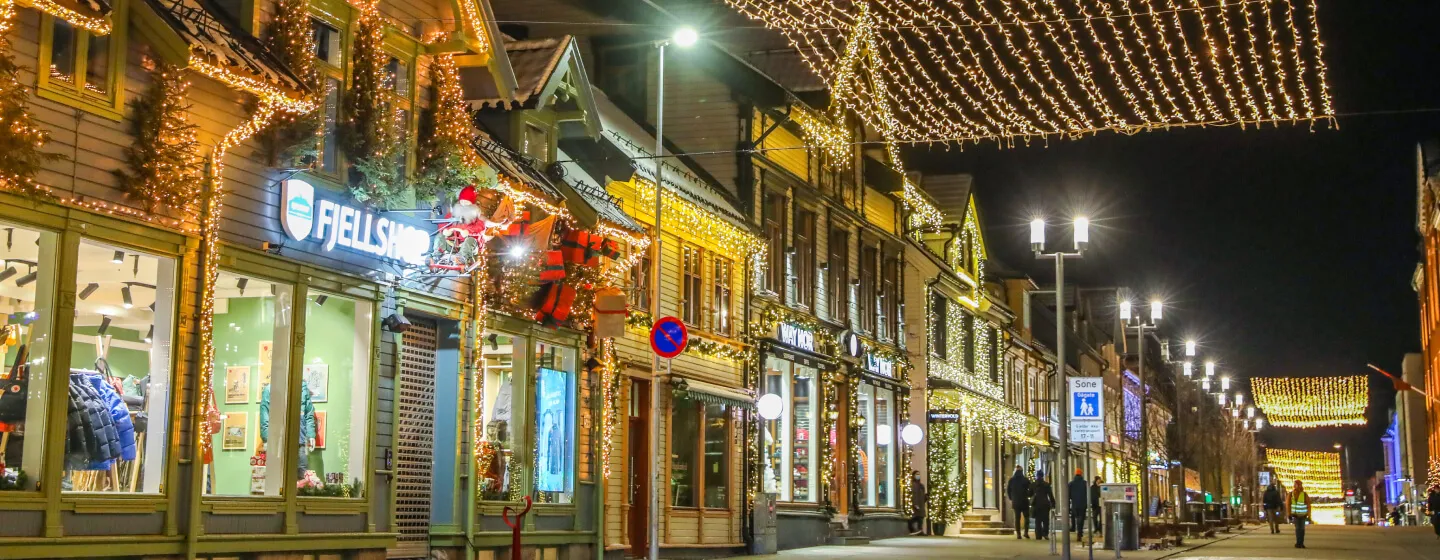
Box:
[729,525,1440,560]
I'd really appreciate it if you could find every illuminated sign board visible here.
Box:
[280,179,430,266]
[777,323,815,352]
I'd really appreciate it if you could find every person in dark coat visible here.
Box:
[1090,476,1103,537]
[1031,471,1055,539]
[1068,470,1088,538]
[909,471,928,535]
[1427,486,1440,539]
[1263,482,1284,534]
[1006,466,1032,538]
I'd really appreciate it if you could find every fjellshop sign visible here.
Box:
[280,179,431,266]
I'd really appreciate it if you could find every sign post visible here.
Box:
[1069,377,1105,443]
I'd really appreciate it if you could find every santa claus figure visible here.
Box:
[431,184,515,271]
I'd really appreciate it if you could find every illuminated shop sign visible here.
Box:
[777,322,815,352]
[280,179,430,266]
[865,354,895,378]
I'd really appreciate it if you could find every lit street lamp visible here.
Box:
[1120,295,1162,525]
[1029,216,1088,560]
[647,26,697,560]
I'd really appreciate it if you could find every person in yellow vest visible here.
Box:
[1290,479,1312,549]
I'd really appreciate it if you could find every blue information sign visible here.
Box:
[650,316,688,359]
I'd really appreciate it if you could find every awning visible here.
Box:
[139,0,307,99]
[670,376,754,411]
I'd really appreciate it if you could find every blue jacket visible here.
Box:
[82,372,136,467]
[259,382,316,444]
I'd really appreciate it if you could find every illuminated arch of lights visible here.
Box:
[1252,375,1366,428]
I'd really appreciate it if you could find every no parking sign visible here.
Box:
[650,316,688,359]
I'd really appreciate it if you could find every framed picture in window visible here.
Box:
[314,411,327,449]
[225,366,251,404]
[303,363,329,402]
[258,340,273,389]
[222,412,248,450]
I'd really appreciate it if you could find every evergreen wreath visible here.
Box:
[0,0,63,196]
[255,0,323,168]
[412,51,486,203]
[340,0,405,207]
[115,60,202,215]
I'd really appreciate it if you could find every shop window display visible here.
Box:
[0,224,59,491]
[296,292,372,497]
[533,340,575,504]
[670,400,731,509]
[204,271,294,496]
[64,240,176,493]
[479,332,522,501]
[857,384,896,507]
[761,357,818,502]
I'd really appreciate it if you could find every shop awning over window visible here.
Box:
[135,0,309,104]
[471,136,567,201]
[670,377,754,411]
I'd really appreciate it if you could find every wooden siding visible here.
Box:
[651,55,741,199]
[863,186,898,236]
[750,111,809,184]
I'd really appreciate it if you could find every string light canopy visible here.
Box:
[1264,447,1342,498]
[723,0,1335,146]
[1252,375,1367,428]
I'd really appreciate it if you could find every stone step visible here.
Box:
[958,527,1019,536]
[830,535,872,546]
[963,520,1007,529]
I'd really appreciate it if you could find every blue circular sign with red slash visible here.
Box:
[650,316,688,359]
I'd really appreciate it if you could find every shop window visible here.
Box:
[479,332,523,501]
[793,208,815,309]
[827,229,848,325]
[0,223,59,491]
[761,357,818,502]
[533,340,576,504]
[205,271,294,496]
[711,257,733,336]
[857,383,896,508]
[681,245,703,326]
[669,400,731,509]
[296,292,372,497]
[64,240,176,493]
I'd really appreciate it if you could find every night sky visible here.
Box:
[909,1,1440,480]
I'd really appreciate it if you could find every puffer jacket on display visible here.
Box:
[66,374,121,469]
[82,372,137,465]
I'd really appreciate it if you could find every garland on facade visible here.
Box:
[340,0,405,206]
[927,422,967,523]
[413,52,486,202]
[1427,457,1439,491]
[256,0,322,168]
[820,366,841,513]
[116,61,202,215]
[598,338,619,480]
[0,0,63,196]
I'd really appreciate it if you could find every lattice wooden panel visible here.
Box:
[393,317,438,558]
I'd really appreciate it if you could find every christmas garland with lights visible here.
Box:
[413,52,486,202]
[1252,375,1367,428]
[340,0,405,207]
[256,0,322,168]
[0,0,64,196]
[116,61,202,215]
[927,421,968,523]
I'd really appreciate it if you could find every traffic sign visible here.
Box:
[1068,377,1105,443]
[650,316,688,359]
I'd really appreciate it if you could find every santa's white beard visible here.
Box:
[452,201,483,224]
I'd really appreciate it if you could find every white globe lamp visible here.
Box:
[900,424,924,446]
[757,393,784,421]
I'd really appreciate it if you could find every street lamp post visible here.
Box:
[1031,216,1087,560]
[647,27,697,560]
[1120,298,1161,525]
[1334,443,1350,492]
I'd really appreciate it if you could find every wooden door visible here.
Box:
[830,381,849,516]
[628,379,651,556]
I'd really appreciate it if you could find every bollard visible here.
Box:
[1113,509,1122,559]
[502,495,534,560]
[1050,510,1059,555]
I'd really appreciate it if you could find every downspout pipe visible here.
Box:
[465,271,480,559]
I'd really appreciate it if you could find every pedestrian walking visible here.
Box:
[1007,466,1032,539]
[1427,485,1440,539]
[1090,476,1103,537]
[1263,481,1284,534]
[1032,471,1055,540]
[1290,479,1312,549]
[1068,469,1088,538]
[909,471,928,535]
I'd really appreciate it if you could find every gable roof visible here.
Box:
[555,147,645,233]
[460,35,600,133]
[136,0,306,97]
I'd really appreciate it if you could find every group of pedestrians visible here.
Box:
[1005,466,1103,540]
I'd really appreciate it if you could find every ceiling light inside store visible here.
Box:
[111,250,125,264]
[0,267,15,283]
[79,283,99,300]
[122,285,133,309]
[144,326,153,343]
[15,268,37,287]
[97,316,112,336]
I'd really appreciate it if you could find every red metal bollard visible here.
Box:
[502,496,534,560]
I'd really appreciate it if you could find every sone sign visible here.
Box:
[280,179,430,266]
[1068,377,1105,443]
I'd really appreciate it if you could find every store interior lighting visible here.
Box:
[97,315,112,336]
[79,282,99,299]
[0,266,15,283]
[122,285,133,309]
[111,250,125,264]
[15,266,37,287]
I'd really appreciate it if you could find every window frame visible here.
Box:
[711,255,734,337]
[308,0,353,181]
[381,31,420,182]
[858,244,878,334]
[827,228,849,326]
[35,1,129,121]
[680,243,704,327]
[668,399,732,510]
[629,237,652,312]
[930,292,948,360]
[762,189,787,295]
[792,207,816,310]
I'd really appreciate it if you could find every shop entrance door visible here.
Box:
[830,381,849,516]
[628,379,651,556]
[394,316,439,559]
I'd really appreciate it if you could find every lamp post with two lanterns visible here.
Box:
[1119,297,1162,525]
[1029,216,1088,560]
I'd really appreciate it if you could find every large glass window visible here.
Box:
[296,292,372,497]
[857,383,897,508]
[206,271,294,496]
[670,400,731,509]
[761,357,818,502]
[533,340,575,504]
[64,240,176,493]
[479,332,523,501]
[0,223,58,491]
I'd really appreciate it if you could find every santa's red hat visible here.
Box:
[457,184,479,205]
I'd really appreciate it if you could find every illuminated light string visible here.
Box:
[24,0,111,34]
[1251,375,1367,428]
[723,0,1335,144]
[789,104,852,170]
[1264,447,1342,499]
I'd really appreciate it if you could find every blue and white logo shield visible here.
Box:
[280,179,315,242]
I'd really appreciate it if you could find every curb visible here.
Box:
[1153,527,1256,559]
